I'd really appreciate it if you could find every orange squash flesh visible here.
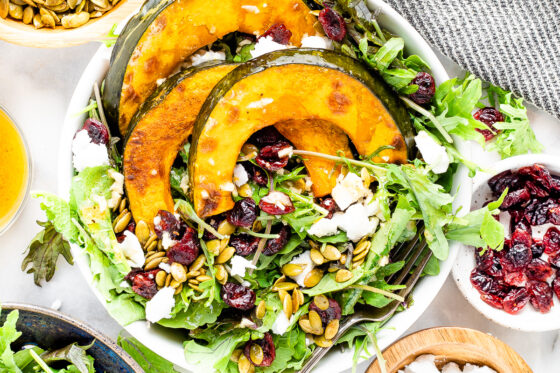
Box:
[117,0,317,135]
[191,63,408,217]
[124,64,237,228]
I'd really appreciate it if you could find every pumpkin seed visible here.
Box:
[296,288,304,306]
[321,245,341,261]
[360,167,371,187]
[188,283,202,292]
[327,265,340,273]
[313,295,329,311]
[188,279,200,285]
[164,273,172,287]
[282,263,304,277]
[118,197,127,213]
[298,317,314,334]
[220,238,229,251]
[291,290,300,313]
[241,143,258,157]
[155,270,167,287]
[256,300,266,319]
[174,283,183,295]
[67,0,78,9]
[324,319,339,340]
[352,248,368,263]
[314,335,333,348]
[144,234,157,250]
[214,264,228,285]
[89,10,103,17]
[22,6,33,23]
[8,3,23,19]
[135,220,150,245]
[303,269,323,288]
[217,220,236,236]
[0,0,9,18]
[190,255,205,272]
[186,270,200,279]
[170,262,187,283]
[353,239,371,256]
[272,275,286,288]
[249,344,264,366]
[11,0,26,5]
[216,246,235,264]
[75,0,85,12]
[308,310,324,335]
[352,258,365,269]
[278,289,289,303]
[340,254,347,265]
[238,354,254,373]
[145,239,158,253]
[170,279,182,288]
[45,0,63,7]
[157,239,163,251]
[144,256,164,270]
[310,249,325,265]
[238,184,252,198]
[113,211,131,233]
[20,0,35,7]
[231,349,243,363]
[283,294,293,319]
[273,281,298,292]
[196,275,211,282]
[89,0,107,8]
[145,251,165,262]
[47,1,68,11]
[206,240,221,255]
[252,219,262,232]
[335,269,353,283]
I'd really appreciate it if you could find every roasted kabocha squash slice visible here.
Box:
[189,49,414,218]
[103,0,318,135]
[124,62,237,228]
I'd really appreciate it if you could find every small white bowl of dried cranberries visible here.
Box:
[453,154,560,331]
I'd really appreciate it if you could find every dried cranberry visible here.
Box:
[116,221,136,243]
[502,288,530,314]
[255,142,292,172]
[470,269,497,294]
[526,258,554,281]
[525,180,549,198]
[408,72,436,105]
[543,227,560,255]
[553,276,560,300]
[481,293,504,309]
[221,283,256,310]
[488,170,522,197]
[259,191,295,215]
[475,248,494,272]
[318,7,346,42]
[511,228,532,250]
[527,280,554,313]
[548,252,560,268]
[243,333,276,367]
[500,243,532,272]
[531,240,545,258]
[473,107,504,141]
[249,127,286,148]
[154,210,185,240]
[243,162,269,186]
[548,207,560,225]
[260,23,292,45]
[131,270,160,299]
[525,199,557,226]
[518,164,555,191]
[510,214,531,235]
[125,268,143,283]
[227,198,258,228]
[166,227,200,265]
[230,234,260,256]
[309,298,342,326]
[203,215,225,240]
[501,188,531,209]
[82,118,109,145]
[503,271,527,287]
[263,225,290,256]
[320,197,337,219]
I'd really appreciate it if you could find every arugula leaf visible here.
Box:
[22,221,74,286]
[158,299,223,329]
[0,307,22,372]
[41,342,95,373]
[118,335,179,373]
[33,192,80,243]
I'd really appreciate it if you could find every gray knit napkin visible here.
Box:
[384,0,560,118]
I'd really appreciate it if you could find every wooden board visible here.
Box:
[0,0,142,48]
[367,327,532,373]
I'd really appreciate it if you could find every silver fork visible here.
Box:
[300,228,431,373]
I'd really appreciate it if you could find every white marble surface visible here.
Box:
[0,40,559,373]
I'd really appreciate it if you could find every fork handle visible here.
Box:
[299,316,361,373]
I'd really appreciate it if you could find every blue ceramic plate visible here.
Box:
[0,303,143,373]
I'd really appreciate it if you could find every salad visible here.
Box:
[0,307,96,372]
[25,0,542,372]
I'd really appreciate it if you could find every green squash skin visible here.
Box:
[102,0,175,135]
[124,61,237,146]
[188,49,415,200]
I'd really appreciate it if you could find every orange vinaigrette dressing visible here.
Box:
[0,109,28,231]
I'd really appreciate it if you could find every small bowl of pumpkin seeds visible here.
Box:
[0,0,142,48]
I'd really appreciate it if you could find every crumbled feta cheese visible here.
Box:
[300,35,334,50]
[332,172,371,210]
[159,262,171,273]
[414,131,450,174]
[72,129,110,172]
[462,364,496,373]
[161,232,177,250]
[51,299,62,310]
[333,204,379,242]
[261,191,291,212]
[241,4,260,13]
[363,195,380,217]
[120,231,145,268]
[153,215,161,227]
[239,317,257,329]
[289,251,314,287]
[180,174,189,195]
[441,363,462,373]
[108,169,124,209]
[378,255,389,267]
[247,98,274,109]
[92,194,108,213]
[277,146,293,159]
[271,311,292,335]
[307,217,339,237]
[233,164,249,187]
[230,255,256,277]
[190,50,226,66]
[398,355,496,373]
[251,36,292,58]
[145,287,176,323]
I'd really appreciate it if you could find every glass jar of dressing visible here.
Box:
[0,105,31,235]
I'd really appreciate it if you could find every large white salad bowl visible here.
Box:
[59,1,471,371]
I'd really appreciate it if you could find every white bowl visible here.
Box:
[58,1,472,371]
[453,154,560,332]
